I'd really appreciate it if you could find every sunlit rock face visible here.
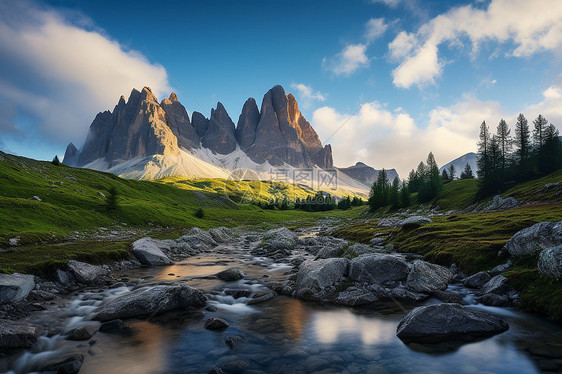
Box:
[67,84,339,178]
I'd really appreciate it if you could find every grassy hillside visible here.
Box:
[158,177,316,204]
[0,151,363,274]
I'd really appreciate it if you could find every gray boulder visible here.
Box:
[66,323,100,341]
[131,238,173,266]
[399,216,432,227]
[479,275,510,295]
[538,245,562,278]
[489,260,512,276]
[177,228,218,250]
[484,195,518,211]
[0,273,35,304]
[504,221,562,256]
[263,227,297,251]
[345,243,381,256]
[433,290,464,304]
[216,267,245,281]
[315,247,338,259]
[349,254,409,285]
[208,227,233,243]
[67,260,109,285]
[406,260,452,293]
[0,319,44,349]
[296,258,348,290]
[370,237,385,246]
[477,293,509,306]
[464,272,492,289]
[92,284,206,322]
[396,303,509,343]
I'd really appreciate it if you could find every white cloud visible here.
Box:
[323,44,369,76]
[365,18,389,42]
[0,1,171,147]
[290,83,326,109]
[388,0,562,88]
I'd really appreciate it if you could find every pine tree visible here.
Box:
[418,152,443,203]
[533,114,548,149]
[51,155,60,166]
[448,163,455,180]
[496,118,512,173]
[441,169,449,181]
[514,113,532,179]
[460,163,474,179]
[369,169,389,211]
[477,120,490,179]
[538,123,562,174]
[400,181,411,207]
[390,177,400,209]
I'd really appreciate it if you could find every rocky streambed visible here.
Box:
[1,225,562,373]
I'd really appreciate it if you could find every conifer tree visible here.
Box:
[496,118,512,173]
[448,163,455,180]
[514,113,532,178]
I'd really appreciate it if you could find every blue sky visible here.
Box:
[1,0,561,177]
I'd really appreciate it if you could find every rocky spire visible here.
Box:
[161,92,200,150]
[235,97,260,151]
[62,142,79,166]
[201,102,237,155]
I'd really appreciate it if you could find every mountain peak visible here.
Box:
[140,86,157,102]
[168,92,178,102]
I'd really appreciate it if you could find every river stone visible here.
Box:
[433,290,464,304]
[0,273,35,304]
[39,352,84,374]
[0,319,44,349]
[396,303,509,343]
[92,284,206,322]
[399,216,432,227]
[406,260,452,293]
[247,290,277,305]
[67,260,109,285]
[345,243,379,256]
[216,267,245,281]
[131,238,173,266]
[489,260,512,276]
[224,334,245,349]
[479,275,510,295]
[464,272,492,288]
[208,227,233,243]
[334,288,378,306]
[370,237,385,246]
[204,317,229,330]
[66,323,100,341]
[349,254,409,285]
[263,227,298,251]
[178,228,218,250]
[538,245,562,278]
[316,247,338,259]
[504,221,562,256]
[296,258,348,290]
[477,293,509,306]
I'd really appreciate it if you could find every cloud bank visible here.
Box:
[389,0,562,88]
[0,1,171,150]
[314,81,562,178]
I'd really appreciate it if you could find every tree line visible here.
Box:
[477,113,561,195]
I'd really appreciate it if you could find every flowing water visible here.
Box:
[3,243,562,374]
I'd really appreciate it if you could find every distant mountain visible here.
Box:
[64,85,372,194]
[439,152,478,179]
[338,162,399,186]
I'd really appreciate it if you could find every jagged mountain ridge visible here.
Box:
[63,85,382,194]
[66,85,333,170]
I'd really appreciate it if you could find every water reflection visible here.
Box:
[312,308,396,345]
